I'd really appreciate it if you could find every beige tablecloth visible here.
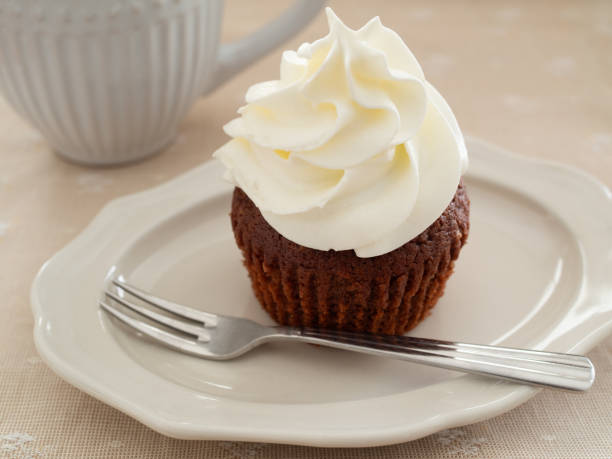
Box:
[1,0,611,457]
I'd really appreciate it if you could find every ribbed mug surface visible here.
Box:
[0,0,223,165]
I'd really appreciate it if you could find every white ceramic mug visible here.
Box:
[0,0,325,165]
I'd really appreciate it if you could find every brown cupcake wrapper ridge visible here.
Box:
[231,184,469,335]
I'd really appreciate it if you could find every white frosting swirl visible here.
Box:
[214,8,468,257]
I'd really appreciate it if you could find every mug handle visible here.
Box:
[204,0,326,94]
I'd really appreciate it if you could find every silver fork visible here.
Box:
[100,279,595,391]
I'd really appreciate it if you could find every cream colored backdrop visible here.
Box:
[1,0,611,457]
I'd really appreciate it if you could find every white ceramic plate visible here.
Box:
[31,138,612,447]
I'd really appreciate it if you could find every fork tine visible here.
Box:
[100,301,217,358]
[105,290,210,341]
[112,279,219,327]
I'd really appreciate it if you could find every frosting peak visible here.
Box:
[214,8,468,257]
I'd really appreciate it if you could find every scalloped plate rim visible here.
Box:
[30,136,612,447]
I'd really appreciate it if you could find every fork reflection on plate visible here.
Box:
[100,279,595,391]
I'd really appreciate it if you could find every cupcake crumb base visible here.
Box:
[231,184,469,335]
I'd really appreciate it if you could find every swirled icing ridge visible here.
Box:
[214,8,468,257]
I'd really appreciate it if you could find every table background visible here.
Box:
[1,0,611,457]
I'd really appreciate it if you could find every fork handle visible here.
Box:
[275,327,595,391]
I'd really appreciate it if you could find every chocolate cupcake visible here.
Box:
[232,185,468,334]
[214,8,470,334]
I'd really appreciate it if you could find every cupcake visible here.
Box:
[214,8,469,335]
